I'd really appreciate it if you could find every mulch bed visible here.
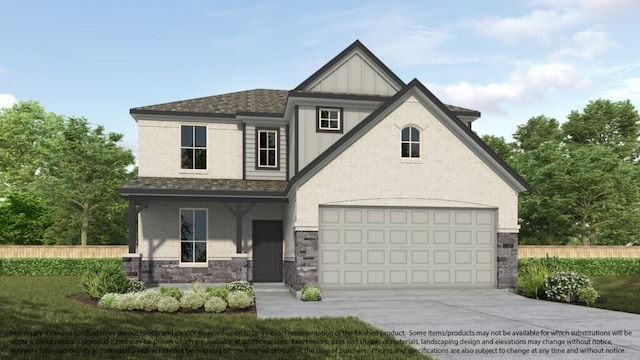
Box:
[71,293,257,315]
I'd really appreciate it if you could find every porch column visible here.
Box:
[223,202,255,253]
[127,198,137,254]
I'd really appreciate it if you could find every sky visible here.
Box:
[2,0,640,158]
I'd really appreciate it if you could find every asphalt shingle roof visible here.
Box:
[131,89,289,116]
[120,177,287,196]
[130,88,479,117]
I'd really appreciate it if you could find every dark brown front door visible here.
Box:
[253,220,283,282]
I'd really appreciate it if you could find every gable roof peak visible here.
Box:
[294,40,405,92]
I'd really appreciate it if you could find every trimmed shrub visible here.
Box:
[544,271,591,303]
[99,293,119,309]
[127,279,145,293]
[205,286,229,302]
[0,258,120,276]
[301,285,321,301]
[96,263,129,297]
[160,287,183,301]
[577,287,599,306]
[137,292,163,312]
[204,296,227,313]
[517,262,550,299]
[225,281,254,297]
[113,293,138,311]
[180,292,205,310]
[227,291,253,310]
[519,257,640,277]
[157,296,180,313]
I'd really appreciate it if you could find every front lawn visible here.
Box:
[0,276,430,360]
[591,275,640,315]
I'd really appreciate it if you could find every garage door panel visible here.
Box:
[344,210,363,223]
[455,231,472,244]
[455,250,472,264]
[390,230,407,244]
[367,270,385,284]
[455,270,472,284]
[433,250,451,264]
[411,230,429,244]
[321,229,340,244]
[433,231,450,244]
[390,270,407,284]
[367,230,385,244]
[344,230,363,244]
[367,250,385,264]
[319,207,495,288]
[412,250,429,264]
[476,231,492,244]
[455,211,472,225]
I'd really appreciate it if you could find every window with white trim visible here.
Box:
[257,129,278,168]
[181,125,207,169]
[180,209,207,263]
[401,126,421,158]
[317,107,343,132]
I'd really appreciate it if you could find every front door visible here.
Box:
[253,220,283,282]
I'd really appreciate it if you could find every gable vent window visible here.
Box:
[317,107,343,132]
[181,125,207,169]
[257,129,278,169]
[401,126,421,158]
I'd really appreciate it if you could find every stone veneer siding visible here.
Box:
[123,258,252,284]
[122,254,142,279]
[279,230,518,290]
[497,232,518,289]
[287,231,319,291]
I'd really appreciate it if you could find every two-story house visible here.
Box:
[120,40,528,293]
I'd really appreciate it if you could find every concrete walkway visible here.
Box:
[254,284,640,360]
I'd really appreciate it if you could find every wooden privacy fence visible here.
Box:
[0,245,130,258]
[519,246,640,258]
[1,245,639,259]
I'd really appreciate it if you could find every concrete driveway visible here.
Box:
[254,285,640,360]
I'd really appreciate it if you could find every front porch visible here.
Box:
[119,177,289,285]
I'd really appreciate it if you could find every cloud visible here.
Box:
[533,0,640,16]
[473,10,581,42]
[0,94,17,109]
[430,62,587,114]
[602,77,640,102]
[550,30,617,60]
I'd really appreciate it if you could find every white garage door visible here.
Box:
[319,207,496,289]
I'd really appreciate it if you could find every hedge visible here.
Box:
[0,258,121,276]
[519,257,640,277]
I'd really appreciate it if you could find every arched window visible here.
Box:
[401,126,420,158]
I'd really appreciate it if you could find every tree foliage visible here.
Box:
[0,101,135,245]
[484,99,640,245]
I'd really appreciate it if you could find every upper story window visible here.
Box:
[317,107,343,132]
[401,126,421,158]
[180,209,207,263]
[181,125,207,169]
[257,129,278,169]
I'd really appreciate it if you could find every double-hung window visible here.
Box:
[401,126,421,158]
[180,209,207,263]
[317,107,343,132]
[257,129,278,169]
[181,125,207,169]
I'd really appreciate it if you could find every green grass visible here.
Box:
[591,275,640,315]
[0,276,431,360]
